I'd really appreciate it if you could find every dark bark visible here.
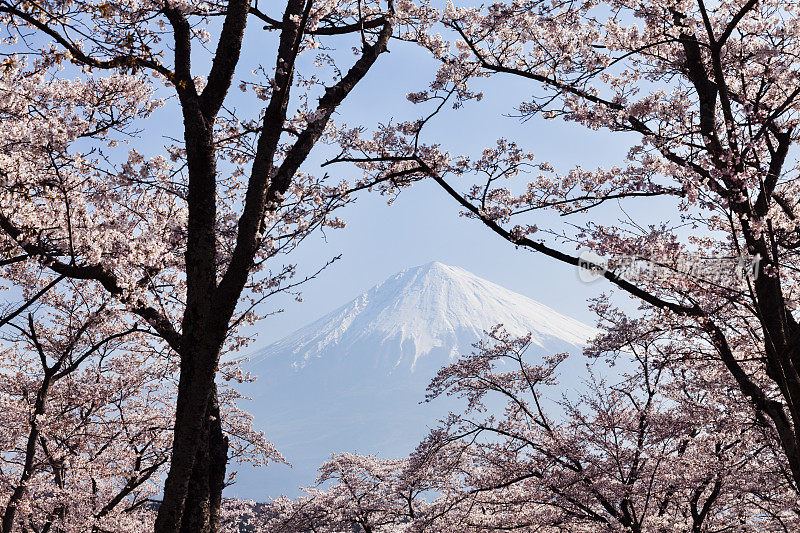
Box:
[153,0,247,530]
[155,3,393,531]
[154,340,224,532]
[208,391,230,532]
[0,0,393,530]
[177,386,229,533]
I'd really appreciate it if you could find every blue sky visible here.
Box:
[237,30,642,350]
[125,14,650,348]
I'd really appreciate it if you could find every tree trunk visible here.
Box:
[154,337,224,533]
[155,49,225,530]
[178,386,229,533]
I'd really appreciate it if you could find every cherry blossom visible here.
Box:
[335,0,800,500]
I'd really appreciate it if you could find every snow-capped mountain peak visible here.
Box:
[255,261,596,372]
[238,262,597,499]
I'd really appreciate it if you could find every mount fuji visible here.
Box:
[232,262,596,499]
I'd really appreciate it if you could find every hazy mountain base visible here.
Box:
[233,336,592,501]
[229,263,596,500]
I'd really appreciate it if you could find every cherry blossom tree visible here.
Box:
[0,282,171,532]
[413,325,798,531]
[0,276,277,532]
[270,324,799,531]
[264,453,431,532]
[0,0,408,529]
[334,0,800,501]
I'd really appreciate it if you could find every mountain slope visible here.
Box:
[234,262,596,500]
[255,261,595,372]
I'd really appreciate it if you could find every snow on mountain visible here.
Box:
[254,261,596,372]
[232,262,596,501]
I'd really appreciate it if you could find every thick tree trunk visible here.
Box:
[154,338,224,533]
[155,44,226,529]
[177,386,229,533]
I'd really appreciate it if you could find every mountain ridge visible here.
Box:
[254,261,596,372]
